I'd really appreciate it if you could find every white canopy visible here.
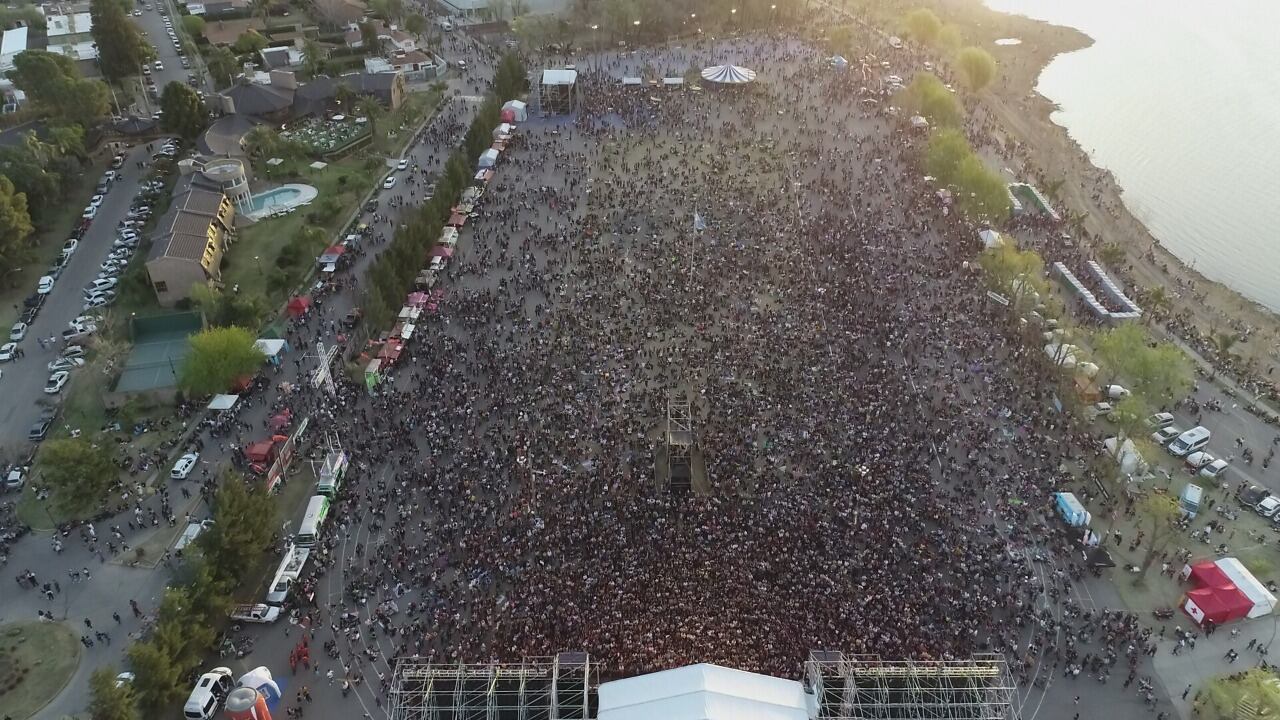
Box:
[599,664,808,720]
[502,99,528,122]
[700,64,757,84]
[255,338,287,358]
[208,394,240,411]
[621,77,642,86]
[542,68,578,85]
[1103,437,1148,476]
[1217,557,1277,618]
[662,77,684,86]
[978,229,1005,249]
[478,148,500,168]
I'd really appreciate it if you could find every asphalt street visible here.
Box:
[130,0,205,115]
[0,142,161,451]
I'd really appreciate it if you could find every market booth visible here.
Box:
[1182,558,1277,625]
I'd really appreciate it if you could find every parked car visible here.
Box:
[1185,451,1216,470]
[62,238,79,255]
[84,278,119,296]
[170,452,200,480]
[229,604,281,623]
[1200,459,1230,481]
[82,206,97,219]
[4,466,27,491]
[397,158,409,171]
[44,371,71,394]
[9,322,28,341]
[47,357,86,373]
[36,275,55,294]
[183,667,234,720]
[0,342,17,362]
[28,416,54,441]
[1258,496,1280,519]
[60,345,86,360]
[382,175,397,189]
[1145,412,1176,429]
[1151,426,1181,445]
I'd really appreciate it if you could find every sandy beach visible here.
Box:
[926,0,1280,378]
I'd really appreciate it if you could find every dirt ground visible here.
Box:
[932,0,1280,374]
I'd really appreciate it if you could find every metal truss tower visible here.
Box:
[388,652,592,720]
[665,394,694,494]
[803,650,1019,720]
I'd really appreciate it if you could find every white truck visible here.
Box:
[229,604,281,624]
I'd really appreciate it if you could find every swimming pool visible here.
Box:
[244,184,318,220]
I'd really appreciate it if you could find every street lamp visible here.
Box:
[590,24,599,70]
[254,255,262,275]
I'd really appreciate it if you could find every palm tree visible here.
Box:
[252,0,271,29]
[1212,331,1239,359]
[1142,285,1170,324]
[1098,242,1125,269]
[301,38,326,78]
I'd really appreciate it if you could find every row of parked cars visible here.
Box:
[1147,413,1229,481]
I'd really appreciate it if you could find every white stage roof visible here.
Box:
[542,69,578,85]
[208,394,240,411]
[700,64,758,84]
[598,664,809,720]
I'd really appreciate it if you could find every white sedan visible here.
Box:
[48,357,86,372]
[382,175,397,189]
[170,452,200,480]
[0,342,17,362]
[44,371,71,394]
[37,275,55,294]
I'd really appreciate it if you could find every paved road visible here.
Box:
[129,0,204,114]
[0,142,161,452]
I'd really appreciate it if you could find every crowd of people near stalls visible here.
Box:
[189,32,1175,720]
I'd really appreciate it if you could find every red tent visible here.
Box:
[431,246,454,258]
[406,291,429,308]
[500,108,516,123]
[447,212,467,227]
[245,440,278,464]
[268,409,293,431]
[1185,586,1253,626]
[286,296,312,318]
[1188,561,1232,588]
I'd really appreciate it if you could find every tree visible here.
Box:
[924,128,970,185]
[1098,242,1125,268]
[205,45,238,90]
[902,8,941,45]
[954,155,1013,222]
[938,24,962,51]
[301,38,326,78]
[828,26,853,55]
[357,96,387,140]
[197,472,278,584]
[39,437,118,516]
[179,326,265,396]
[898,73,961,128]
[89,666,140,720]
[1142,285,1171,322]
[160,82,208,140]
[233,29,269,55]
[1136,494,1182,580]
[956,46,998,91]
[47,124,87,160]
[182,14,206,38]
[0,176,35,267]
[359,22,383,53]
[1212,330,1238,359]
[404,12,426,37]
[1093,324,1193,406]
[128,588,216,713]
[7,50,111,128]
[978,243,1046,311]
[250,0,271,27]
[91,0,152,80]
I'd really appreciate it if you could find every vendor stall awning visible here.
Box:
[254,338,288,358]
[208,393,240,411]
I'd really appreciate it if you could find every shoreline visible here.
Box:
[940,0,1280,376]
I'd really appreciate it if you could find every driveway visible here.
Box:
[0,142,162,451]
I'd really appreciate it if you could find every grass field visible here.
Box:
[0,621,80,718]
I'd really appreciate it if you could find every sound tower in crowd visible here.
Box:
[387,653,592,720]
[665,394,694,494]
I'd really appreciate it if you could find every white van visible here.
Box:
[184,667,233,719]
[1168,426,1210,457]
[1179,484,1203,518]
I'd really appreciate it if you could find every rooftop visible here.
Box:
[46,12,92,37]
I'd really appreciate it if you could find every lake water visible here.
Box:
[982,0,1280,313]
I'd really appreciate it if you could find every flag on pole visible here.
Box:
[693,211,706,232]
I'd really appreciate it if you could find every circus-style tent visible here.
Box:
[700,64,758,85]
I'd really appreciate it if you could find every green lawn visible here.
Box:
[375,91,442,155]
[0,622,80,718]
[0,159,106,331]
[228,156,383,304]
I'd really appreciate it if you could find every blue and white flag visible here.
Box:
[693,211,706,232]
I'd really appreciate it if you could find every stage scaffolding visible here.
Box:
[665,394,693,493]
[388,653,592,720]
[803,651,1018,720]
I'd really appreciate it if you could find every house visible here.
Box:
[214,69,404,123]
[344,20,415,51]
[339,70,404,110]
[259,46,303,70]
[45,12,93,45]
[365,50,437,81]
[145,187,237,306]
[316,0,367,27]
[204,18,268,46]
[202,0,251,16]
[0,26,29,74]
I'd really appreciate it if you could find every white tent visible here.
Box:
[662,77,684,86]
[598,664,808,720]
[502,99,528,122]
[978,229,1005,249]
[492,123,513,140]
[1103,437,1148,476]
[208,394,240,411]
[910,115,929,129]
[254,338,288,359]
[542,68,578,86]
[478,148,499,168]
[1217,557,1278,618]
[700,64,757,85]
[621,77,643,86]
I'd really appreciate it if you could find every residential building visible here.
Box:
[45,12,93,45]
[145,187,237,305]
[365,50,439,82]
[0,26,29,74]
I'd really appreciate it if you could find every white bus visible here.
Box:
[294,495,331,547]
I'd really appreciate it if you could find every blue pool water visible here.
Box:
[248,187,303,213]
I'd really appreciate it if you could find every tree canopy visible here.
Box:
[197,473,278,584]
[205,45,238,90]
[6,50,110,128]
[127,588,216,713]
[0,175,35,269]
[899,73,962,128]
[179,326,265,396]
[1093,324,1192,407]
[160,82,208,140]
[977,243,1045,309]
[924,128,1011,222]
[89,666,140,720]
[91,0,153,80]
[38,437,118,516]
[182,14,206,38]
[233,29,269,55]
[903,8,941,44]
[956,46,998,91]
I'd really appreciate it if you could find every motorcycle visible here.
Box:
[1153,608,1175,620]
